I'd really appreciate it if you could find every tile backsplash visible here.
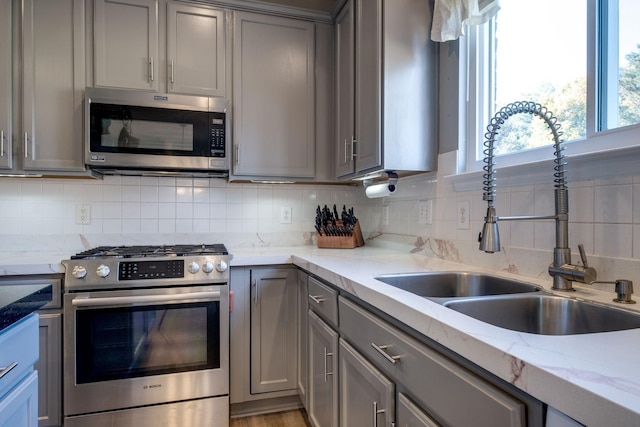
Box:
[0,175,370,238]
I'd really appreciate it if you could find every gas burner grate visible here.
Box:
[71,244,228,259]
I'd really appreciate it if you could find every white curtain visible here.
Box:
[431,0,500,42]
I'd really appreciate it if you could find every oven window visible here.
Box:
[75,301,220,383]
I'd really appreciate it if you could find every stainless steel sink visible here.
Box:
[375,272,541,299]
[445,294,640,335]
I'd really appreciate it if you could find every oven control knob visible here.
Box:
[202,261,214,274]
[215,260,228,273]
[96,264,111,278]
[72,265,87,279]
[188,261,200,274]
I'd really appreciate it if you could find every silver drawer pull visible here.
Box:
[0,362,18,380]
[309,294,326,305]
[373,401,385,427]
[370,342,401,364]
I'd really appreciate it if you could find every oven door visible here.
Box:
[63,284,229,417]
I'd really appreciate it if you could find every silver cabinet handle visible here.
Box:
[351,137,357,158]
[169,59,174,83]
[252,279,258,305]
[235,144,239,166]
[309,294,326,305]
[0,362,18,380]
[373,401,385,427]
[149,56,155,82]
[323,347,334,382]
[24,132,32,159]
[0,130,4,157]
[370,342,401,364]
[344,138,348,163]
[72,291,220,309]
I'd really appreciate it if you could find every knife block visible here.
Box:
[317,220,365,249]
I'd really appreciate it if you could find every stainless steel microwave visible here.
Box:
[85,88,230,177]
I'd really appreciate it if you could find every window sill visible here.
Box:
[446,144,640,192]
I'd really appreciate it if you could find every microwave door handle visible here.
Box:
[72,291,221,309]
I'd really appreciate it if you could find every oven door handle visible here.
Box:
[71,291,221,309]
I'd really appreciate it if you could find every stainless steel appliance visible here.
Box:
[62,244,231,427]
[85,88,230,177]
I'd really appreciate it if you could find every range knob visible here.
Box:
[188,261,200,274]
[96,265,111,278]
[202,261,214,274]
[72,265,87,279]
[215,259,228,272]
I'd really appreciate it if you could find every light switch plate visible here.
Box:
[280,206,292,224]
[418,200,432,225]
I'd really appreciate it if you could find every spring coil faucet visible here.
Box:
[478,101,597,291]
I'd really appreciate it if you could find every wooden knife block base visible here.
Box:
[317,220,364,249]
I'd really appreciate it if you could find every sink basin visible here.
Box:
[445,294,640,335]
[375,272,541,299]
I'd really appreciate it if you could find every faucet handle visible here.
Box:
[577,244,589,268]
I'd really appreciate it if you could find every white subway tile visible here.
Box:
[594,184,633,224]
[594,223,633,258]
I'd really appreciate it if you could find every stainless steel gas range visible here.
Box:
[61,244,231,427]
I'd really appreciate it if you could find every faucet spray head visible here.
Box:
[479,206,500,253]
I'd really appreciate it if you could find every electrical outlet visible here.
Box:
[76,204,91,225]
[418,200,432,225]
[382,205,389,225]
[457,201,470,229]
[280,206,292,224]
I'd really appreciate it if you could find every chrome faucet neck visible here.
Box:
[478,102,596,290]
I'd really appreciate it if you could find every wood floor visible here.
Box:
[230,409,312,427]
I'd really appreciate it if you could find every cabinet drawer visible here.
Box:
[0,313,38,396]
[339,297,525,427]
[308,277,338,327]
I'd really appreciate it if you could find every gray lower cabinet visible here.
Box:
[339,296,528,427]
[249,267,298,394]
[307,311,339,427]
[297,271,309,407]
[339,338,395,427]
[35,313,61,427]
[397,393,441,427]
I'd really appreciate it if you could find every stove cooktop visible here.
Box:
[71,244,229,259]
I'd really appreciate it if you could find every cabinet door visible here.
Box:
[339,338,394,427]
[22,0,85,172]
[167,2,227,97]
[232,12,315,178]
[0,371,38,427]
[308,311,338,427]
[397,393,441,427]
[35,313,61,427]
[250,268,298,394]
[94,0,158,91]
[0,0,11,170]
[334,0,355,178]
[354,0,382,174]
[297,271,309,407]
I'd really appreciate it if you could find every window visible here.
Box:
[465,0,640,173]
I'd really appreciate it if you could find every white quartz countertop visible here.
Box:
[2,245,639,425]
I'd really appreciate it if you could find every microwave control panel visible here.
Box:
[210,112,226,158]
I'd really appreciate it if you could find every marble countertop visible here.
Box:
[2,245,639,425]
[0,283,53,332]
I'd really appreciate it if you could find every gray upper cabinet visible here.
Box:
[166,1,227,97]
[231,11,315,179]
[0,0,11,170]
[335,0,438,179]
[94,0,159,91]
[250,267,298,395]
[15,0,85,174]
[94,0,229,96]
